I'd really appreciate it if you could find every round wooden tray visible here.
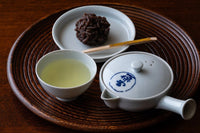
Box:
[7,4,200,132]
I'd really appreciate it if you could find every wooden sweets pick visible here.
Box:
[83,37,157,53]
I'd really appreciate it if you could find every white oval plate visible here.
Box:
[52,5,136,62]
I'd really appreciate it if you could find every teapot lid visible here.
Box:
[100,51,174,99]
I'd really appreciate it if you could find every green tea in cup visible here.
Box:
[40,59,91,88]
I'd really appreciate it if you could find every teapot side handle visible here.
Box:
[156,96,196,120]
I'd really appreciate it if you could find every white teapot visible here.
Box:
[99,51,196,120]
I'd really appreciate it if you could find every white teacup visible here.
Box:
[35,50,97,101]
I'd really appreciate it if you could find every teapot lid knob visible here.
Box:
[131,61,143,72]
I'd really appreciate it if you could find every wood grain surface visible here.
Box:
[1,0,200,133]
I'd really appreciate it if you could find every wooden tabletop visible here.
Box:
[1,0,200,132]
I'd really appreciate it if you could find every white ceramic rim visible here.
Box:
[52,5,136,61]
[35,49,97,89]
[99,51,174,101]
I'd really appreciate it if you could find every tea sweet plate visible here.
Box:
[52,5,135,62]
[7,4,200,132]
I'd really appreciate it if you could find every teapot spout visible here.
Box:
[156,96,196,120]
[101,89,119,109]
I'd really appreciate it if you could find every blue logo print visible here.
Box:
[109,72,136,93]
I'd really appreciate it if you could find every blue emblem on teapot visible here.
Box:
[109,71,136,92]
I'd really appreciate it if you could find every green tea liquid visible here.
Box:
[40,59,91,87]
